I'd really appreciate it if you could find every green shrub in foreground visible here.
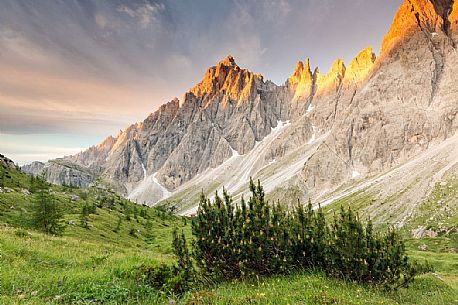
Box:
[190,179,428,289]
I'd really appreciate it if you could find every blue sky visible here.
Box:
[0,0,402,164]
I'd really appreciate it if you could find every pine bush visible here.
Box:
[190,179,423,288]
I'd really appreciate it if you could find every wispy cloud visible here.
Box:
[117,2,165,28]
[0,27,52,66]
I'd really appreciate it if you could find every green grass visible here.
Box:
[0,163,191,304]
[0,205,190,304]
[182,272,457,305]
[406,236,458,291]
[1,224,456,305]
[0,225,162,304]
[404,179,458,231]
[1,163,457,304]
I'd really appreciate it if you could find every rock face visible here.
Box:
[28,0,458,209]
[22,160,94,188]
[302,0,458,193]
[315,59,346,97]
[30,55,299,200]
[21,161,45,176]
[0,154,16,169]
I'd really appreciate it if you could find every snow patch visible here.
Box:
[141,162,147,180]
[306,103,314,114]
[127,171,172,204]
[275,120,291,130]
[230,145,240,157]
[352,170,361,179]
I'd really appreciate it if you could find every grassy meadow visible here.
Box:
[0,163,456,304]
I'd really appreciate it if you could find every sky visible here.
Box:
[0,0,402,165]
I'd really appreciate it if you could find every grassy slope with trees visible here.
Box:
[0,161,456,304]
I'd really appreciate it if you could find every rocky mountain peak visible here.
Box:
[217,55,237,67]
[381,0,456,55]
[315,59,346,96]
[450,1,458,31]
[189,55,262,103]
[288,58,312,85]
[95,135,116,151]
[288,58,314,101]
[343,47,376,84]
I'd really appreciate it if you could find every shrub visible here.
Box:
[173,229,193,275]
[192,181,292,279]
[129,228,137,237]
[113,215,122,233]
[191,178,424,288]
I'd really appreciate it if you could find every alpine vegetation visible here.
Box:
[188,179,428,289]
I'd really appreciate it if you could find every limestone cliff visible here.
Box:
[301,0,458,194]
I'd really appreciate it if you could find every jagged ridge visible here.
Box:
[22,0,458,212]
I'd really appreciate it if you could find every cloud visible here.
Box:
[258,0,292,21]
[0,135,88,165]
[0,28,51,66]
[94,13,119,31]
[0,65,156,138]
[117,2,165,28]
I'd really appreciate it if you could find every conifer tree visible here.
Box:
[134,206,139,220]
[31,179,64,235]
[125,205,131,221]
[140,208,147,219]
[0,169,5,188]
[29,175,37,193]
[114,215,122,233]
[172,229,193,274]
[80,203,90,229]
[91,201,97,214]
[312,204,329,268]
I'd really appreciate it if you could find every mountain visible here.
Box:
[23,0,458,222]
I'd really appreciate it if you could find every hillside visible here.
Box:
[0,156,191,304]
[1,156,458,304]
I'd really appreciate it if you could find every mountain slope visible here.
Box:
[23,0,458,223]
